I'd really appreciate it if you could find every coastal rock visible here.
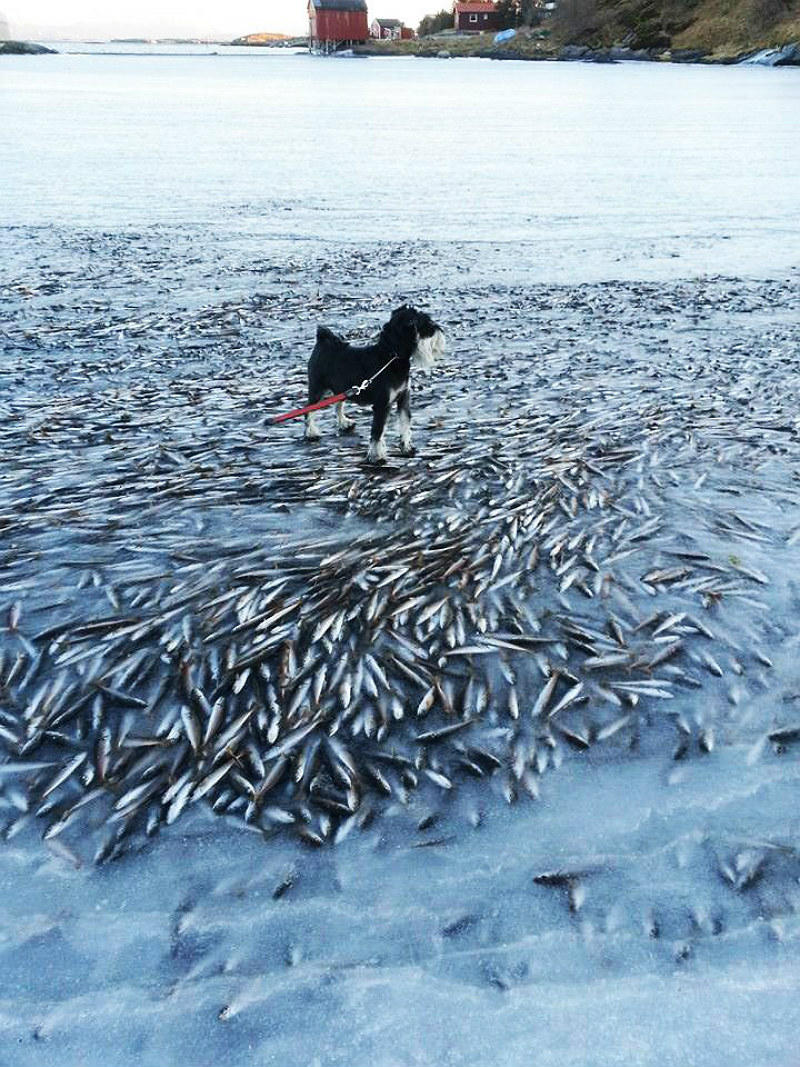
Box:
[476,47,545,61]
[0,39,57,54]
[739,42,800,66]
[437,49,451,58]
[608,45,654,61]
[558,45,615,62]
[670,48,708,62]
[558,44,589,60]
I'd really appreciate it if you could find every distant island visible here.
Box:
[110,37,228,45]
[231,32,308,47]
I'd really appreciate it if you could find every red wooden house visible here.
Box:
[453,1,502,32]
[308,0,369,50]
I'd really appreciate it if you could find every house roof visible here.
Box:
[310,0,368,11]
[454,1,497,11]
[375,17,403,26]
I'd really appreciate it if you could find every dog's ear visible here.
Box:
[382,306,418,357]
[413,310,438,338]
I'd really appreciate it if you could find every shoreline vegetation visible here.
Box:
[351,33,800,64]
[235,0,800,67]
[3,18,798,65]
[232,30,800,65]
[234,28,799,65]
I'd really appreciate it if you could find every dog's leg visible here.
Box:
[397,390,415,456]
[367,403,389,465]
[305,410,322,441]
[305,364,324,441]
[336,400,356,435]
[305,387,324,442]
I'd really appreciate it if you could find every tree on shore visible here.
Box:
[418,8,454,35]
[745,0,788,31]
[494,1,544,27]
[552,0,599,37]
[417,0,541,34]
[495,0,520,25]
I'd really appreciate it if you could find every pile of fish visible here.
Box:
[2,244,800,862]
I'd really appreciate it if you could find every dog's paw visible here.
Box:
[338,420,356,435]
[304,432,322,443]
[399,444,417,457]
[366,455,388,467]
[366,441,388,465]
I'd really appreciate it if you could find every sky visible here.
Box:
[3,0,442,40]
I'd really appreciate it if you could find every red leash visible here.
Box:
[272,391,347,424]
[270,355,398,425]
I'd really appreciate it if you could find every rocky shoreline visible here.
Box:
[561,40,799,64]
[2,35,797,66]
[355,37,800,66]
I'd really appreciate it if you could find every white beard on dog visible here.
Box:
[411,329,445,371]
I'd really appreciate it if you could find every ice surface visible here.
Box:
[1,749,799,1065]
[1,53,800,277]
[1,50,799,1066]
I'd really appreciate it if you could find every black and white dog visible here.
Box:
[305,305,445,464]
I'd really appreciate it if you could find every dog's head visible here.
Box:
[382,306,445,371]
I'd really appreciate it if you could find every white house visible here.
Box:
[370,17,403,38]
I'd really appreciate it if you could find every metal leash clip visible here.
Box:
[347,355,398,400]
[348,378,371,398]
